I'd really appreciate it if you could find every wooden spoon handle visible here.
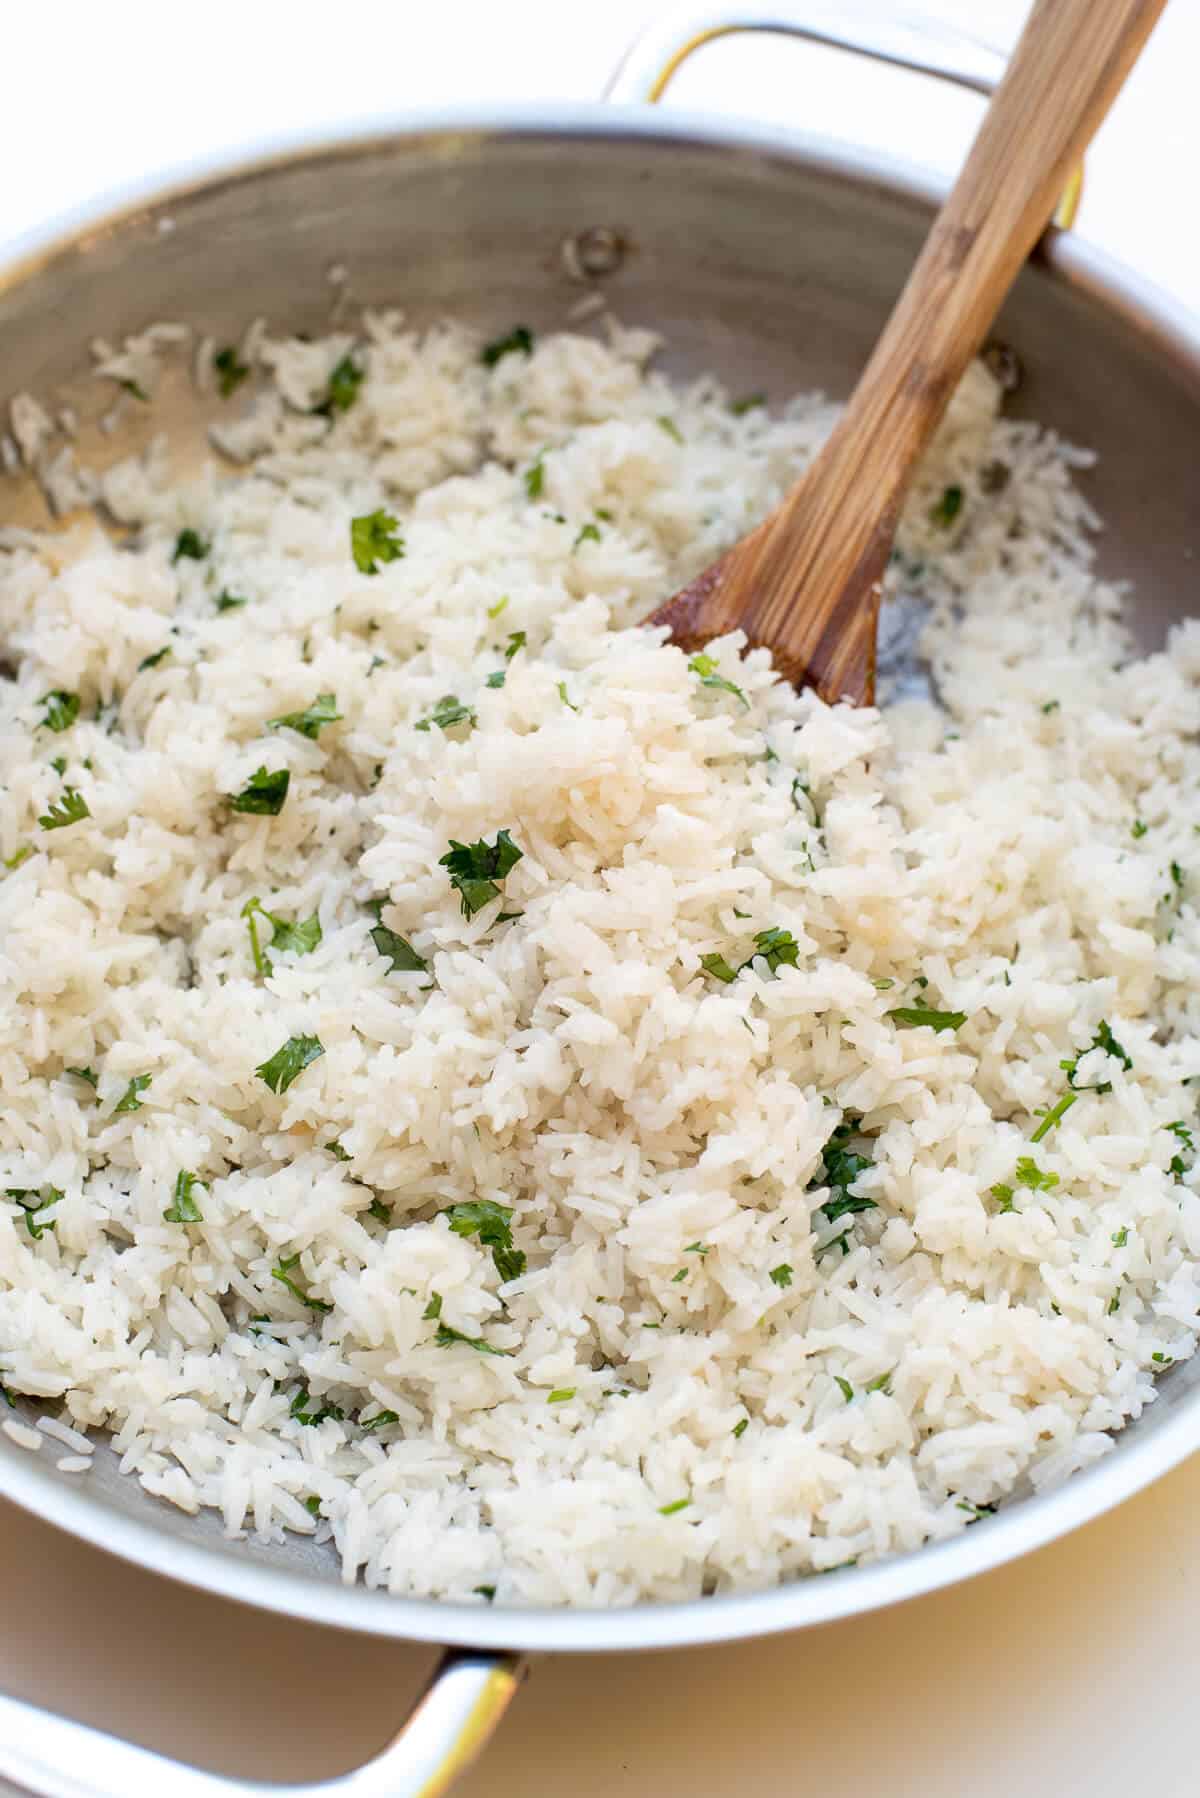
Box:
[733,0,1166,690]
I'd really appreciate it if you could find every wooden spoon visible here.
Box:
[648,0,1166,704]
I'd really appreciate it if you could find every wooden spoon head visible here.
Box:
[645,503,888,707]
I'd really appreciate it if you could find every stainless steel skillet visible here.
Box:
[1,7,1198,1793]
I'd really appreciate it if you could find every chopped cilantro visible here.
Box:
[268,693,342,740]
[434,1322,511,1357]
[657,416,683,445]
[213,345,250,397]
[481,326,533,367]
[313,354,363,418]
[657,1497,690,1515]
[445,1198,526,1283]
[7,1186,62,1240]
[547,1388,576,1404]
[811,1118,877,1227]
[422,1293,443,1320]
[40,691,79,733]
[289,1382,343,1425]
[369,915,427,973]
[272,1253,333,1314]
[1152,1351,1172,1365]
[700,951,736,986]
[688,652,749,710]
[523,451,545,499]
[1107,1290,1121,1315]
[573,522,601,550]
[360,1408,399,1432]
[1015,1157,1058,1192]
[872,977,896,991]
[416,695,476,734]
[749,926,798,974]
[1041,699,1060,715]
[957,1500,997,1521]
[38,789,90,831]
[864,1372,892,1395]
[0,1383,13,1408]
[113,1073,152,1114]
[1131,819,1148,839]
[163,1169,204,1223]
[172,529,208,563]
[485,670,507,690]
[1062,1019,1132,1092]
[324,1139,350,1161]
[732,1417,749,1437]
[230,766,290,816]
[3,844,33,871]
[242,898,322,974]
[255,1033,325,1094]
[931,484,963,527]
[50,757,66,776]
[990,1183,1016,1213]
[887,1005,966,1032]
[367,1197,392,1225]
[1112,1226,1129,1247]
[65,1066,98,1088]
[216,590,248,612]
[439,829,523,919]
[685,1242,709,1257]
[486,596,509,620]
[769,1264,793,1288]
[351,510,404,575]
[834,1376,854,1403]
[304,1495,323,1517]
[119,379,149,402]
[730,392,766,416]
[1030,1089,1077,1143]
[137,647,170,672]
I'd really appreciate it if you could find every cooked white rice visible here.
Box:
[1,317,1197,1607]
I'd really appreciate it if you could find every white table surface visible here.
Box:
[3,3,1199,1794]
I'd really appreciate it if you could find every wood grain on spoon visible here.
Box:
[648,0,1166,704]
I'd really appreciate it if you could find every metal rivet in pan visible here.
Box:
[561,226,626,282]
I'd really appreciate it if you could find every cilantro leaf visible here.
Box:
[214,346,250,397]
[6,1186,63,1240]
[1131,819,1148,839]
[359,1408,400,1432]
[255,1034,325,1094]
[1015,1157,1058,1192]
[573,522,601,550]
[40,691,79,733]
[887,1005,966,1032]
[216,590,248,613]
[811,1117,877,1228]
[481,326,533,367]
[313,354,363,418]
[434,1323,511,1357]
[230,766,290,816]
[38,789,90,831]
[415,695,476,734]
[172,529,208,563]
[990,1184,1016,1213]
[523,451,545,499]
[3,844,33,871]
[700,952,738,984]
[657,1496,690,1515]
[748,926,798,974]
[1030,1089,1077,1143]
[267,694,342,740]
[931,484,963,527]
[547,1388,576,1403]
[65,1066,98,1088]
[439,829,523,919]
[351,510,404,575]
[769,1264,793,1288]
[422,1293,443,1320]
[366,1196,392,1225]
[730,392,767,416]
[370,915,427,973]
[288,1381,343,1424]
[834,1376,854,1403]
[732,1417,749,1437]
[445,1198,526,1283]
[657,416,683,445]
[163,1169,204,1223]
[272,1252,333,1313]
[688,652,749,710]
[137,647,171,672]
[557,681,579,713]
[1062,1019,1132,1093]
[113,1073,152,1114]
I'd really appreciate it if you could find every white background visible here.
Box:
[2,3,1199,1795]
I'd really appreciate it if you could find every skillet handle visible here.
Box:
[603,2,1083,229]
[0,1648,522,1798]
